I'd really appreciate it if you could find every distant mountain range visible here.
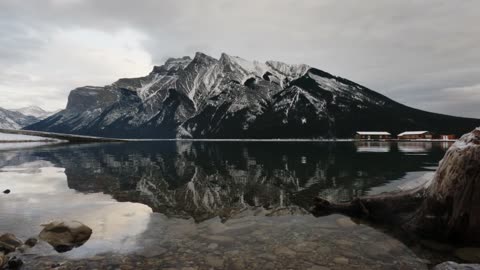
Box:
[20,52,480,138]
[0,106,57,129]
[12,106,59,120]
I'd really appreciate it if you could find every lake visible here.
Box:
[0,141,457,269]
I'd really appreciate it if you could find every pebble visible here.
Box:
[335,239,354,247]
[433,261,480,270]
[420,239,454,252]
[307,266,331,270]
[7,256,23,269]
[264,262,276,269]
[25,237,38,248]
[207,243,218,249]
[200,234,235,242]
[333,257,349,265]
[274,246,296,256]
[336,217,357,228]
[205,255,224,268]
[229,259,246,270]
[258,253,277,260]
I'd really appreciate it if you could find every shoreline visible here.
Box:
[0,129,457,143]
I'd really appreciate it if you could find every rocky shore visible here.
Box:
[1,221,91,269]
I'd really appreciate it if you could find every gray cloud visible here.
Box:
[0,0,478,117]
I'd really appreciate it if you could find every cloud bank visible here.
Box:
[0,0,478,117]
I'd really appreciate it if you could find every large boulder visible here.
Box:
[0,233,22,254]
[0,253,7,269]
[39,221,92,253]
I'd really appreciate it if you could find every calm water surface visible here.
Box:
[0,141,455,269]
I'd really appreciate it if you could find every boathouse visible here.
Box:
[355,131,391,140]
[439,134,456,140]
[397,131,432,140]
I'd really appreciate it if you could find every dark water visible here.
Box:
[0,141,456,269]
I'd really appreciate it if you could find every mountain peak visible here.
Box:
[192,52,218,64]
[152,56,192,74]
[11,105,55,119]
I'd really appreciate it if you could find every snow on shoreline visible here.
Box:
[0,132,59,142]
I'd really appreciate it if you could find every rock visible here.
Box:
[307,266,331,270]
[207,243,218,249]
[229,259,246,270]
[2,189,10,194]
[24,237,38,248]
[39,221,92,253]
[274,246,296,256]
[336,217,357,228]
[420,239,455,252]
[264,262,276,269]
[0,233,23,254]
[7,256,23,269]
[205,255,224,268]
[433,261,480,270]
[199,234,234,242]
[335,239,354,247]
[0,253,7,268]
[333,257,349,265]
[454,248,480,263]
[258,253,277,260]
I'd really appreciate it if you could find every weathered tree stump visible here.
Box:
[312,128,480,244]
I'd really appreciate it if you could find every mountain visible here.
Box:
[26,52,480,138]
[11,106,58,120]
[0,107,40,129]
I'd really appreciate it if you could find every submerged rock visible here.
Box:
[24,237,38,248]
[454,248,480,263]
[39,221,92,253]
[0,233,22,254]
[2,189,10,194]
[433,261,480,270]
[336,217,357,228]
[0,253,7,268]
[7,256,23,269]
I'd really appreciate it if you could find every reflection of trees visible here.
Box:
[0,141,448,221]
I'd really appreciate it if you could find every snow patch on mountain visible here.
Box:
[266,60,310,80]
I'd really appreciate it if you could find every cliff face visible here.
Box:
[26,52,480,138]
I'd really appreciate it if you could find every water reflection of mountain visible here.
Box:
[0,141,449,221]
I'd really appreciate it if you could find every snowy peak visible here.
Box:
[11,106,56,120]
[220,53,268,79]
[266,60,310,81]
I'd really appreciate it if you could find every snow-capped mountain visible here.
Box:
[11,106,57,120]
[26,52,480,138]
[0,107,40,129]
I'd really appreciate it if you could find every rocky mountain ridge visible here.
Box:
[26,52,480,138]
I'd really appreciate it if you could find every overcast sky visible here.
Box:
[0,0,478,118]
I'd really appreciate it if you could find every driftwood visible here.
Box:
[312,128,480,244]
